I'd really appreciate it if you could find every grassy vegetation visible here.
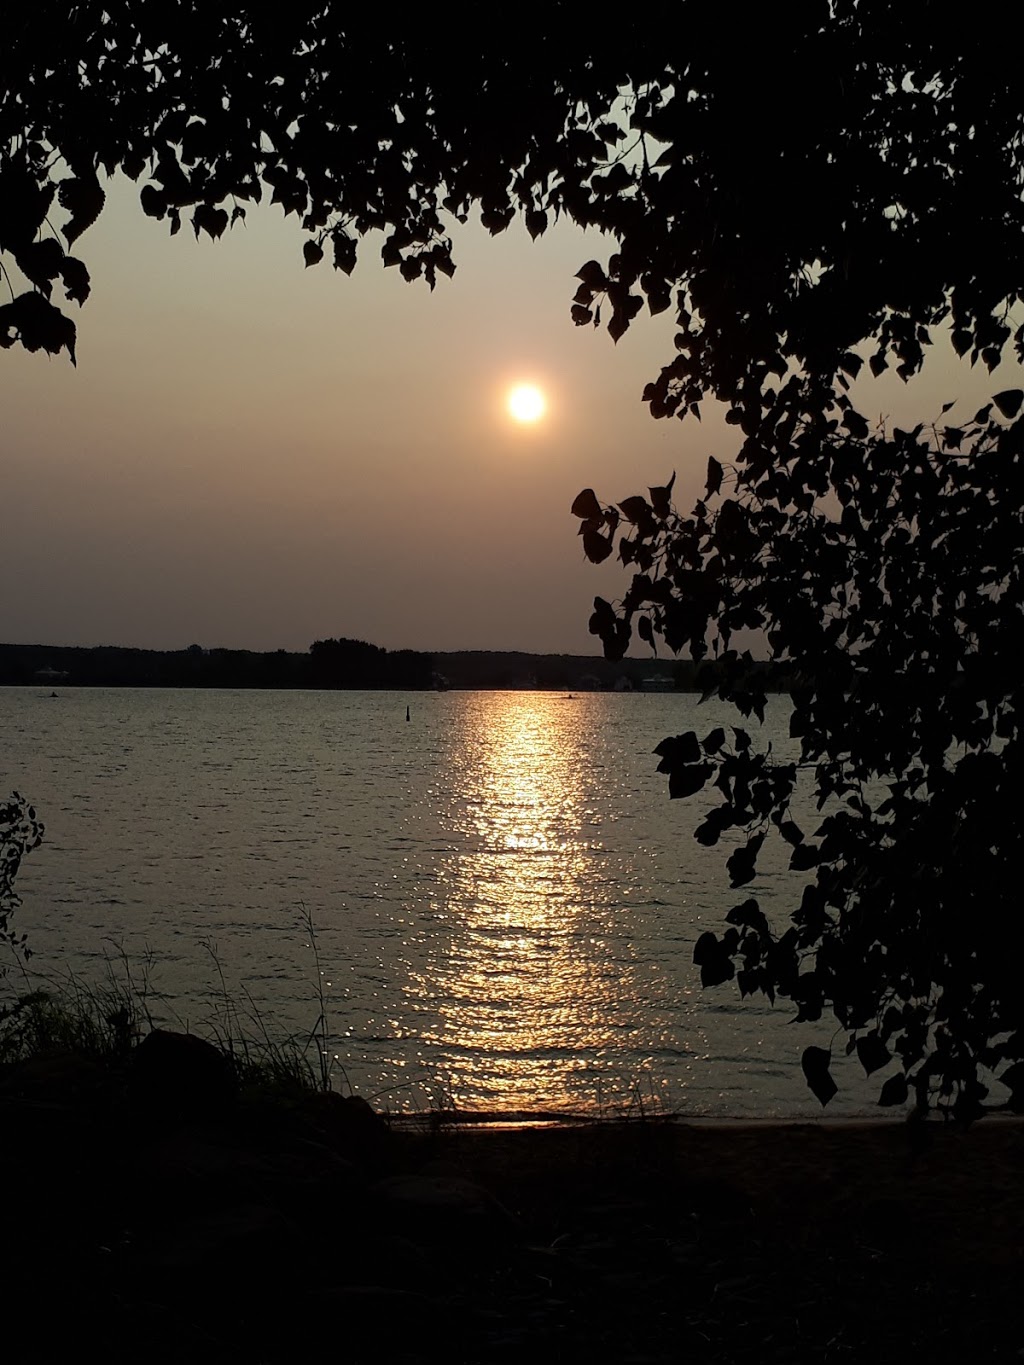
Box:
[0,947,338,1101]
[0,953,146,1068]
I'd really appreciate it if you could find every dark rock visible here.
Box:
[130,1125,363,1229]
[130,1029,237,1120]
[371,1172,520,1249]
[298,1090,393,1170]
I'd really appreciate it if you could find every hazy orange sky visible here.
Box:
[3,181,1022,655]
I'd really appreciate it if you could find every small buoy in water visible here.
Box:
[406,705,410,722]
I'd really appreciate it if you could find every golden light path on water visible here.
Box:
[401,691,691,1112]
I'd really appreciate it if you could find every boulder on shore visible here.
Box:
[130,1028,238,1119]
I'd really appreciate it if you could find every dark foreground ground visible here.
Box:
[2,1043,1021,1363]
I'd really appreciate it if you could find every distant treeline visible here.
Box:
[0,639,433,690]
[0,640,791,692]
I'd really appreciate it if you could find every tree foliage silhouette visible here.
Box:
[0,793,42,968]
[4,3,1023,1114]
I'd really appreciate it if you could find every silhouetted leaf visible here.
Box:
[121,149,146,181]
[525,208,547,239]
[726,898,768,934]
[843,409,869,439]
[58,256,90,305]
[649,473,675,517]
[432,246,455,279]
[0,291,76,364]
[331,231,357,274]
[694,932,735,987]
[58,173,105,246]
[727,833,765,887]
[582,530,613,563]
[618,496,651,524]
[140,184,167,219]
[480,204,513,234]
[695,810,731,845]
[789,843,820,871]
[856,1034,892,1076]
[575,260,607,291]
[668,763,713,799]
[993,389,1023,419]
[802,1047,837,1106]
[878,1073,909,1107]
[702,727,726,754]
[588,596,615,637]
[13,237,64,296]
[706,457,723,496]
[608,306,631,343]
[192,204,228,240]
[303,239,324,267]
[571,488,602,520]
[654,732,701,766]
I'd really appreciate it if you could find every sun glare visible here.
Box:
[507,383,546,423]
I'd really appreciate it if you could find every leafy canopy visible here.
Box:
[4,2,1024,1114]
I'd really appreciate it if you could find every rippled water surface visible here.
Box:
[2,687,876,1116]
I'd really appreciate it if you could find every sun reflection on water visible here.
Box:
[403,691,686,1112]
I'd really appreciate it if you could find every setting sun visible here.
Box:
[507,383,546,423]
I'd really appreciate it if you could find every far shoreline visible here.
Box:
[1,639,793,693]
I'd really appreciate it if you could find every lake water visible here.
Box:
[1,686,880,1118]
